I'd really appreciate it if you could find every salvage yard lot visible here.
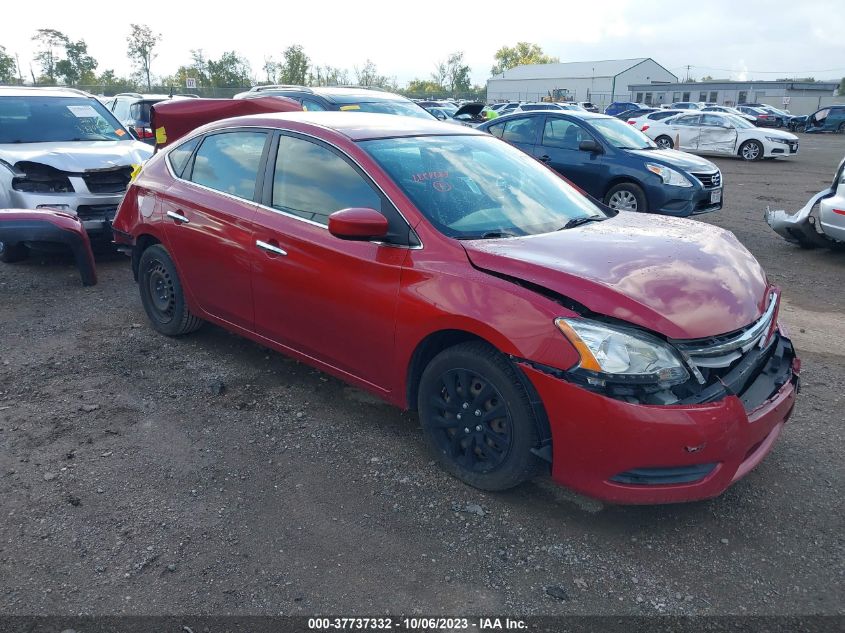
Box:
[0,134,843,616]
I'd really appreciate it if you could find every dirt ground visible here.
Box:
[0,133,843,617]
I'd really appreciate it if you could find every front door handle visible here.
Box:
[166,210,190,224]
[256,240,287,256]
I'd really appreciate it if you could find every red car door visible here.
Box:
[250,133,409,393]
[161,130,270,328]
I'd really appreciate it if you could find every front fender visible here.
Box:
[0,209,96,285]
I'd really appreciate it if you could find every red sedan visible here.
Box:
[113,112,799,504]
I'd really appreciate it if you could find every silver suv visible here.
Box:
[0,87,153,251]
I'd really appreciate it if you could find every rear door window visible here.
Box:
[542,118,586,150]
[190,131,268,200]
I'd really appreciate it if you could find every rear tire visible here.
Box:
[836,123,845,135]
[739,140,764,161]
[654,135,674,149]
[604,182,648,213]
[0,241,29,263]
[417,341,544,491]
[138,244,203,336]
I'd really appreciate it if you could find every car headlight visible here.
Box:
[555,317,690,386]
[765,136,788,144]
[645,163,692,187]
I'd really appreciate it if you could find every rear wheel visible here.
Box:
[654,135,674,149]
[138,244,203,336]
[836,123,845,135]
[604,182,647,213]
[0,241,29,263]
[739,140,763,161]
[417,342,544,491]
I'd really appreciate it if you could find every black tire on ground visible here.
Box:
[604,182,648,213]
[0,241,29,263]
[837,123,845,135]
[137,244,203,336]
[739,139,764,161]
[417,341,544,491]
[654,135,674,149]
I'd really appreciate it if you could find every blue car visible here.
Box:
[604,101,641,117]
[477,111,724,216]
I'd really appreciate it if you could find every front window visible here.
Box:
[542,118,588,150]
[359,135,605,240]
[588,117,655,150]
[340,100,434,120]
[0,96,131,143]
[725,114,755,129]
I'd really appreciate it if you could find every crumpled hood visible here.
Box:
[0,141,153,173]
[627,148,717,172]
[462,212,769,340]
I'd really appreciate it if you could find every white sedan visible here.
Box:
[642,112,799,161]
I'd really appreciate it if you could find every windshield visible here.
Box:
[343,100,435,120]
[589,117,656,149]
[0,96,130,143]
[359,134,605,240]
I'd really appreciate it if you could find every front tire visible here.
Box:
[654,135,674,149]
[0,241,29,263]
[417,342,544,491]
[604,182,648,213]
[138,244,203,336]
[739,140,764,161]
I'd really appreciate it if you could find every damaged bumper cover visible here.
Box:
[0,209,97,286]
[765,187,834,246]
[516,332,799,504]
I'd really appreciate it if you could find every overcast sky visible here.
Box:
[3,0,844,86]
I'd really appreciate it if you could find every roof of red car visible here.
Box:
[205,111,483,141]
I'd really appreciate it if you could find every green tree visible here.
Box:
[431,61,447,90]
[0,45,17,84]
[491,42,558,76]
[406,78,443,95]
[278,45,309,85]
[354,59,394,89]
[32,28,68,84]
[55,39,97,86]
[126,24,160,91]
[309,65,349,87]
[206,51,251,88]
[445,51,471,94]
[97,69,136,94]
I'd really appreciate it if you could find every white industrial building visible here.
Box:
[486,58,678,109]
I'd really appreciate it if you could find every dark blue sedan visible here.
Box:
[477,111,723,216]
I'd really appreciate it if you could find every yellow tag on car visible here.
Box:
[130,164,142,181]
[155,126,167,144]
[340,105,361,111]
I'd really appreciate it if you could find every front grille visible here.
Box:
[81,167,133,194]
[76,204,118,221]
[692,171,721,189]
[674,292,777,369]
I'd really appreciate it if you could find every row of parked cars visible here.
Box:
[0,83,816,504]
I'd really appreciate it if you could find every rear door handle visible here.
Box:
[166,210,190,224]
[256,240,287,256]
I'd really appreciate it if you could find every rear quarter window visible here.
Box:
[167,136,201,178]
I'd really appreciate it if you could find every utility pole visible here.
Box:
[685,65,691,82]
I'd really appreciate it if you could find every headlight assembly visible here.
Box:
[555,317,690,387]
[645,163,692,187]
[765,136,788,144]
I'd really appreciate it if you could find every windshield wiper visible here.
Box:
[458,230,519,240]
[558,216,606,230]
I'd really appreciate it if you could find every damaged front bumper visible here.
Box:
[518,333,799,504]
[7,189,123,238]
[765,187,834,247]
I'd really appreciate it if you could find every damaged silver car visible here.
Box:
[766,156,845,249]
[0,87,153,261]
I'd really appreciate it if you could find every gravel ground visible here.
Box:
[0,133,843,617]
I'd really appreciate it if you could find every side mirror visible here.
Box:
[579,139,603,153]
[328,208,389,241]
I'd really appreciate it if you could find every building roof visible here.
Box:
[491,58,670,81]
